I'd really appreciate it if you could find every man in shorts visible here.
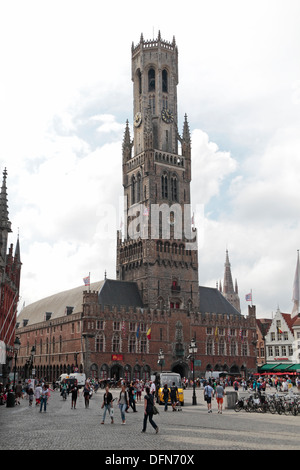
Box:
[216,381,225,414]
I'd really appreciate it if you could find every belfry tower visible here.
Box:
[116,32,199,312]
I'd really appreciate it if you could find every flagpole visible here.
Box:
[251,289,253,307]
[89,272,91,293]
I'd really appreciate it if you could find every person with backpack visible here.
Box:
[162,384,170,411]
[141,387,159,434]
[170,382,178,411]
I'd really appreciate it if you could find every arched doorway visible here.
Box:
[171,361,188,378]
[110,363,123,381]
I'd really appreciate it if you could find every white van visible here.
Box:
[205,371,227,380]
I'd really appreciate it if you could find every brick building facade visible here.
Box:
[0,169,22,384]
[15,33,257,382]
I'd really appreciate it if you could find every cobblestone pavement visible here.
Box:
[0,387,300,451]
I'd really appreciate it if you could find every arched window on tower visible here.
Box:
[148,68,155,91]
[131,175,136,205]
[161,174,168,199]
[162,69,168,93]
[171,176,178,201]
[138,69,142,94]
[137,173,142,203]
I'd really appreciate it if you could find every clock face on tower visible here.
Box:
[134,111,142,127]
[161,109,174,123]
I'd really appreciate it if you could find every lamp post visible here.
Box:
[13,337,21,392]
[158,348,164,373]
[189,338,197,405]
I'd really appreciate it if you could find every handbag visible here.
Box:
[153,405,159,415]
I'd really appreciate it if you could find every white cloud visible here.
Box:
[0,0,299,320]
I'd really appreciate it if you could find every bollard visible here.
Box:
[6,391,15,408]
[225,391,238,409]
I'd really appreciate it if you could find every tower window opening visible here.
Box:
[138,69,142,94]
[171,176,177,201]
[162,69,168,93]
[161,174,168,199]
[148,68,155,92]
[131,175,136,205]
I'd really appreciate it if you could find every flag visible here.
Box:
[146,327,151,340]
[215,326,218,342]
[227,328,231,343]
[83,275,90,287]
[136,323,140,339]
[291,251,300,318]
[277,327,283,334]
[245,293,252,302]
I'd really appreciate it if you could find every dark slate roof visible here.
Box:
[199,286,241,316]
[98,279,143,308]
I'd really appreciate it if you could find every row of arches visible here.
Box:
[136,67,169,95]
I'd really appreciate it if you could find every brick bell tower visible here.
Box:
[116,32,199,312]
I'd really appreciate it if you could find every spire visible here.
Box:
[181,114,191,159]
[14,233,21,264]
[291,250,300,318]
[223,250,234,294]
[0,168,12,232]
[182,114,191,142]
[122,120,132,161]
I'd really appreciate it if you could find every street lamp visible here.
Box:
[158,348,164,373]
[13,337,21,392]
[189,338,197,405]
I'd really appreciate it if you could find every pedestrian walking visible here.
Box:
[82,381,91,408]
[40,385,49,412]
[162,384,170,411]
[118,385,129,424]
[35,383,42,406]
[101,385,114,424]
[128,382,137,412]
[215,381,225,414]
[15,381,23,405]
[141,387,159,434]
[204,383,214,413]
[28,387,34,407]
[170,382,178,411]
[70,383,79,409]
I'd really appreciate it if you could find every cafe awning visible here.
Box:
[285,364,300,371]
[272,363,293,371]
[259,363,278,371]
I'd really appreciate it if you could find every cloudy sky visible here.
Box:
[1,0,300,318]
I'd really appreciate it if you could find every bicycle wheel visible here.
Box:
[269,403,276,414]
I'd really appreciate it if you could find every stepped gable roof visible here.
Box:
[281,312,299,334]
[199,286,241,316]
[98,279,143,308]
[17,281,104,327]
[256,318,272,336]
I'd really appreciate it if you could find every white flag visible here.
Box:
[291,251,300,318]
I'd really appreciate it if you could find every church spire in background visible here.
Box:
[291,250,300,318]
[221,250,241,313]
